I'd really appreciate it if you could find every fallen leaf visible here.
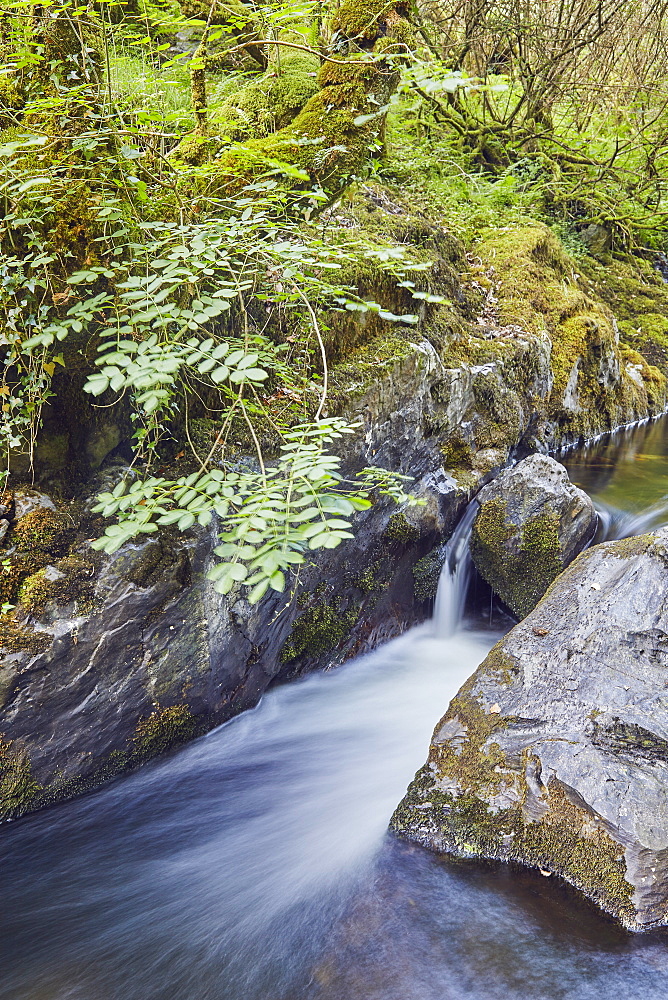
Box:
[533,626,550,636]
[490,703,501,714]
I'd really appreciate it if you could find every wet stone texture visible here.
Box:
[392,527,668,930]
[470,453,597,618]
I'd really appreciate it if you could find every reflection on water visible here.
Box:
[564,416,668,538]
[3,417,668,1000]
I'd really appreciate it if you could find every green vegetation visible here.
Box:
[279,597,360,662]
[132,704,198,759]
[2,0,668,632]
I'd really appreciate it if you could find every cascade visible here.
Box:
[433,499,478,637]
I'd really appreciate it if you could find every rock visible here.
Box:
[470,454,597,618]
[392,528,668,930]
[42,565,66,583]
[0,464,470,823]
[579,223,612,257]
[13,490,57,520]
[0,520,8,543]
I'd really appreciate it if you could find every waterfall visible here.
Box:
[433,500,478,638]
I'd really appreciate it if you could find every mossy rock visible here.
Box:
[280,599,361,663]
[475,224,667,430]
[132,704,197,760]
[0,737,41,821]
[17,557,95,616]
[470,454,596,619]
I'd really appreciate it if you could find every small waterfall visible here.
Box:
[595,497,668,541]
[433,501,478,638]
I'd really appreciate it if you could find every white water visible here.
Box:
[0,535,501,1000]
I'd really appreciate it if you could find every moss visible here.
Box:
[442,433,474,469]
[132,704,197,760]
[384,511,420,544]
[177,0,412,198]
[12,508,71,553]
[331,0,410,41]
[0,736,41,820]
[607,532,656,560]
[474,224,666,429]
[478,639,520,686]
[0,616,52,654]
[213,52,320,139]
[471,499,563,618]
[430,694,509,795]
[17,557,95,615]
[412,548,443,603]
[280,599,361,662]
[394,700,635,925]
[328,333,417,406]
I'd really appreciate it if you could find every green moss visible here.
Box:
[132,704,197,760]
[394,699,635,924]
[17,557,94,615]
[607,532,657,560]
[213,52,320,139]
[412,548,443,603]
[475,224,666,428]
[442,434,474,469]
[0,736,41,820]
[12,508,71,553]
[280,599,361,662]
[332,0,410,40]
[384,511,420,544]
[471,499,563,618]
[478,639,520,686]
[329,333,417,405]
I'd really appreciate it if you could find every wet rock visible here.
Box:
[470,454,597,618]
[392,528,668,930]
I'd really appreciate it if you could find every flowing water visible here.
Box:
[4,419,668,1000]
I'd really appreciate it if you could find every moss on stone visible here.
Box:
[0,736,41,820]
[471,498,563,619]
[280,599,361,662]
[384,511,420,544]
[475,224,666,430]
[132,704,197,760]
[328,333,417,406]
[12,508,71,553]
[478,639,520,686]
[17,556,95,616]
[412,548,443,603]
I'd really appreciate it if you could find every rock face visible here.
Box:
[392,528,668,930]
[470,454,597,618]
[0,463,469,822]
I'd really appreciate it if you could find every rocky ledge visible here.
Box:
[392,527,668,930]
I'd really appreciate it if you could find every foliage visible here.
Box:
[91,418,420,603]
[0,0,429,604]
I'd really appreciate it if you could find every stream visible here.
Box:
[3,419,668,1000]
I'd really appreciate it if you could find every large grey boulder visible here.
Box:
[392,528,668,930]
[470,453,597,618]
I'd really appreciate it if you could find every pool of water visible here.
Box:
[3,417,668,1000]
